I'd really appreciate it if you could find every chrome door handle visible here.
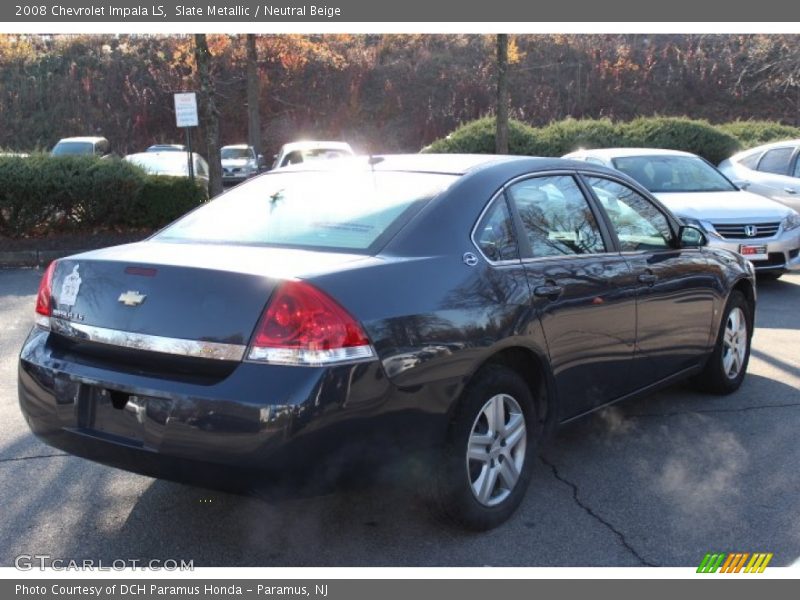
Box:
[534,285,564,299]
[638,273,657,286]
[785,187,797,194]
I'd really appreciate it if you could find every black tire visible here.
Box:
[694,290,752,395]
[430,365,542,530]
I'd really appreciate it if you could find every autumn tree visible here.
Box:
[246,34,262,164]
[194,33,223,196]
[496,34,509,154]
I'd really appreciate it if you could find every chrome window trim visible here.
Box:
[48,318,246,362]
[471,169,600,266]
[504,170,614,261]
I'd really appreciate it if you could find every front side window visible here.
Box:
[586,177,673,251]
[474,196,519,262]
[507,175,606,258]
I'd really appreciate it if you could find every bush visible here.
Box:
[422,117,543,155]
[717,120,800,149]
[0,154,206,238]
[620,117,739,165]
[423,116,745,165]
[535,118,624,156]
[123,176,208,229]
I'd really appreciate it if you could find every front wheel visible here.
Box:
[694,290,752,394]
[430,365,540,530]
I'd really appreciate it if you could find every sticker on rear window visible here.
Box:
[60,265,82,306]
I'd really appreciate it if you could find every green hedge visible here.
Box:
[123,176,208,229]
[717,120,800,149]
[0,154,207,238]
[424,116,799,165]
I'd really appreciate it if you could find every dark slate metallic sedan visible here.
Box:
[19,155,756,530]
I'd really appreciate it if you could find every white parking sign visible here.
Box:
[174,92,198,128]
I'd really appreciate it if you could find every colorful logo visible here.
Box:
[697,552,773,573]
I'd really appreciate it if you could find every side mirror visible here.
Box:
[733,179,751,190]
[678,225,707,248]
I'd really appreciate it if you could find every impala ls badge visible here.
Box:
[118,291,147,307]
[744,225,758,237]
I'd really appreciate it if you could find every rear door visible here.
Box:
[505,173,638,420]
[747,145,800,211]
[581,175,716,383]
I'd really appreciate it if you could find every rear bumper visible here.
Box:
[708,232,800,272]
[221,173,252,185]
[18,328,446,492]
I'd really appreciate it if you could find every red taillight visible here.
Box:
[35,261,57,320]
[248,281,374,366]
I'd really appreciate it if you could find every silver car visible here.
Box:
[564,148,800,279]
[220,144,261,185]
[272,141,354,170]
[124,151,210,193]
[719,139,800,213]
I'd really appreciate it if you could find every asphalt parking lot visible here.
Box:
[1,267,798,568]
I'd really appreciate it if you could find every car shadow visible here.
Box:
[2,372,798,567]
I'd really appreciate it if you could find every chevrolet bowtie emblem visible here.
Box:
[118,291,147,306]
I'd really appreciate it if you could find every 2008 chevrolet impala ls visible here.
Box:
[19,155,755,530]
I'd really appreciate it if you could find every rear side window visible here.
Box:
[155,170,458,253]
[739,152,761,170]
[507,175,606,258]
[474,197,519,262]
[757,147,793,175]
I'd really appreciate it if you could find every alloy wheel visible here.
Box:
[466,393,527,507]
[722,306,748,379]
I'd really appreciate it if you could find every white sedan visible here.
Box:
[564,148,800,279]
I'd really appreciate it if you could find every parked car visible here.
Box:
[272,141,354,169]
[124,151,209,192]
[564,148,800,279]
[220,144,262,185]
[146,144,187,153]
[51,136,111,157]
[719,140,800,213]
[20,154,755,530]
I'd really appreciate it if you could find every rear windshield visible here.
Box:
[154,170,458,252]
[52,141,93,156]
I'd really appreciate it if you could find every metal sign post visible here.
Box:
[174,92,199,185]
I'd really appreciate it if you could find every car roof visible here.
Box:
[56,136,107,144]
[125,151,205,163]
[221,144,252,150]
[274,153,600,176]
[733,138,800,157]
[279,141,353,153]
[567,147,698,159]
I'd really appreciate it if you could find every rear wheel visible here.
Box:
[694,291,752,394]
[431,365,540,530]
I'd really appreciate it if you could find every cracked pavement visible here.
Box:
[1,268,798,567]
